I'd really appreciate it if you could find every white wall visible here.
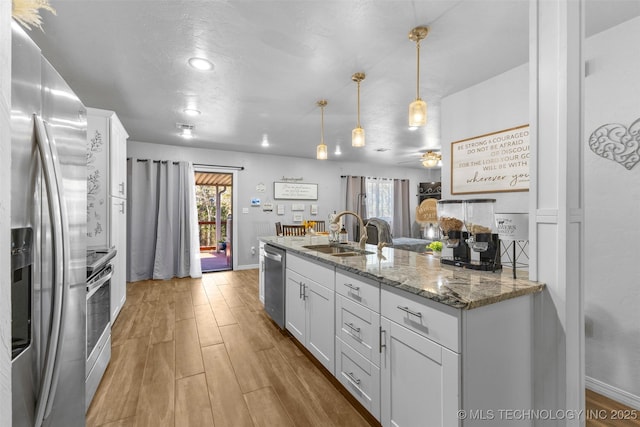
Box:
[0,4,12,425]
[584,16,640,407]
[128,141,436,268]
[441,63,529,214]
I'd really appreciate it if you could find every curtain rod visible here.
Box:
[341,175,408,181]
[194,163,244,171]
[129,158,244,171]
[134,159,180,165]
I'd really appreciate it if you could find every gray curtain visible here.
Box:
[342,176,367,240]
[127,159,202,281]
[393,179,411,237]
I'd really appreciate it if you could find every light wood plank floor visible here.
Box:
[586,389,640,426]
[86,269,372,427]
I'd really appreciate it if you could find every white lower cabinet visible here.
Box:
[380,316,460,427]
[335,337,381,420]
[285,254,335,374]
[277,249,534,427]
[110,196,126,322]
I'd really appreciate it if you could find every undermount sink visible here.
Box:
[302,244,373,257]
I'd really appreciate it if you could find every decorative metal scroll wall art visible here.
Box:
[589,117,640,170]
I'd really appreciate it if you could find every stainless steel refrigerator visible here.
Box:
[11,23,87,427]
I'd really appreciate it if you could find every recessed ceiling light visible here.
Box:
[183,108,201,116]
[261,134,269,147]
[188,57,214,71]
[408,126,418,131]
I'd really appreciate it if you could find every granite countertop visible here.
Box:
[261,236,544,310]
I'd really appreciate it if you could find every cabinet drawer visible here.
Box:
[336,295,380,366]
[381,288,460,352]
[336,338,380,421]
[287,253,334,290]
[335,270,379,312]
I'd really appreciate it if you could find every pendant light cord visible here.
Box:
[320,104,325,144]
[357,81,361,128]
[416,39,421,99]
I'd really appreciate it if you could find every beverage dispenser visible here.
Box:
[438,199,502,271]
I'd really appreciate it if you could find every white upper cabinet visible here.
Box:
[86,108,129,249]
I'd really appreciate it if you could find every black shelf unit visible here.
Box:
[417,182,441,203]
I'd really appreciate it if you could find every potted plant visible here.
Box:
[218,240,227,252]
[427,241,442,257]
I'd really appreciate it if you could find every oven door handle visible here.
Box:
[87,265,113,298]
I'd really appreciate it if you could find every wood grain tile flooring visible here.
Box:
[586,389,640,426]
[86,270,371,427]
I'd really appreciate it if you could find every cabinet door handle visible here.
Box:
[119,182,125,195]
[344,322,361,334]
[397,305,422,318]
[346,372,361,385]
[379,327,386,353]
[299,281,303,299]
[344,283,360,292]
[302,283,307,300]
[119,201,125,214]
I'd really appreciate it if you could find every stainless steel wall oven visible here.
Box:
[85,248,116,410]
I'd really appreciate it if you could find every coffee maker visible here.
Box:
[437,199,502,271]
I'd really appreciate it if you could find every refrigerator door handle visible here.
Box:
[33,115,71,427]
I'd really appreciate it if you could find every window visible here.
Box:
[365,177,394,228]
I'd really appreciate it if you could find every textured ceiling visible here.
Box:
[27,0,640,169]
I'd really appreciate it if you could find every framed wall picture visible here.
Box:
[451,125,530,195]
[273,182,318,200]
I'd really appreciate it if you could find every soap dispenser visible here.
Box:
[339,225,348,244]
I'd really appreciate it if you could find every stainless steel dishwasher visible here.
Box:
[264,244,286,329]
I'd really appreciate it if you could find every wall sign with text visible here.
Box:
[451,125,530,195]
[273,182,318,200]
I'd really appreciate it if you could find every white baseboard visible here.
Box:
[586,376,640,410]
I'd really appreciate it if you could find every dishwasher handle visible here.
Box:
[264,250,282,262]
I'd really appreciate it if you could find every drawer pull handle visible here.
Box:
[299,281,304,299]
[380,327,386,353]
[302,283,307,300]
[344,283,360,292]
[346,372,361,385]
[397,305,423,318]
[344,322,361,333]
[119,182,125,195]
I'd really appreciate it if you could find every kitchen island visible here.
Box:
[259,236,544,426]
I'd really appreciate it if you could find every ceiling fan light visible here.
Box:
[352,126,365,147]
[409,98,427,127]
[316,143,328,160]
[421,150,441,168]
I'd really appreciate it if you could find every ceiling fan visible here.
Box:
[399,150,442,168]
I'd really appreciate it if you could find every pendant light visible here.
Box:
[351,72,366,147]
[316,100,328,160]
[408,26,429,127]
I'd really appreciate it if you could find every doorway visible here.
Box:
[195,172,233,272]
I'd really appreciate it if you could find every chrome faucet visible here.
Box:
[331,210,368,249]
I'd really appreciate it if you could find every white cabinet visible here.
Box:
[110,198,126,320]
[380,286,534,427]
[380,316,460,427]
[285,254,335,374]
[87,108,128,322]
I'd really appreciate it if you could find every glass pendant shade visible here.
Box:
[316,143,328,160]
[409,98,427,127]
[352,126,365,147]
